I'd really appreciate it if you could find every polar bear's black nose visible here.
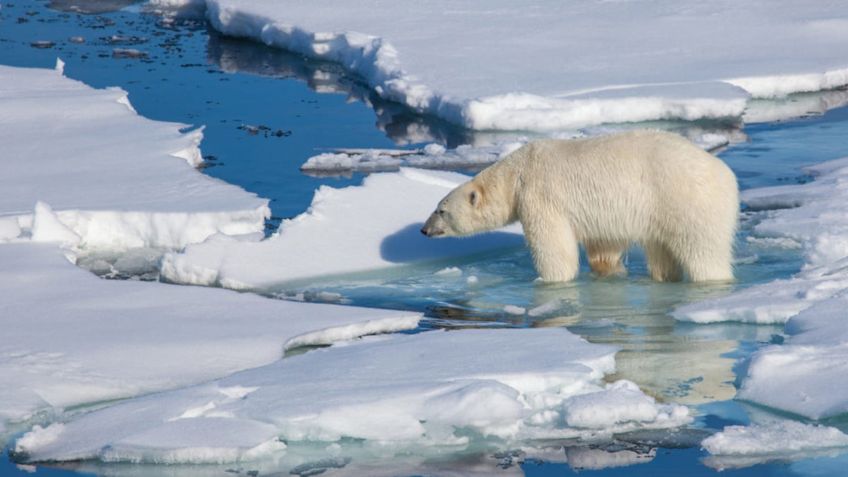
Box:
[421,226,428,236]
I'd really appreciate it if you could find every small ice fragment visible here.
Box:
[702,421,848,456]
[466,275,479,284]
[112,48,148,59]
[503,305,526,315]
[435,266,462,276]
[304,291,343,303]
[528,299,564,317]
[423,143,446,155]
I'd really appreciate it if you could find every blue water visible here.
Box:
[3,1,848,475]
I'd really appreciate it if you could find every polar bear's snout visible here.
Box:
[421,213,446,237]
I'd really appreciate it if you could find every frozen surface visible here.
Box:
[301,131,730,174]
[675,157,848,419]
[0,64,269,249]
[702,421,848,470]
[14,328,690,464]
[0,242,419,433]
[155,0,848,130]
[301,142,524,174]
[703,421,848,456]
[161,168,524,289]
[738,296,848,419]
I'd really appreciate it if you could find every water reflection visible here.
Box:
[273,223,797,407]
[206,32,475,148]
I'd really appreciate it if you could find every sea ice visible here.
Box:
[161,168,524,289]
[0,64,269,250]
[301,142,525,174]
[702,421,848,470]
[14,328,690,465]
[154,0,848,130]
[0,243,419,435]
[299,130,731,174]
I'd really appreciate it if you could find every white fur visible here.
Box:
[423,130,739,282]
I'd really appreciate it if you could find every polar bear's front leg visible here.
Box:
[522,214,580,282]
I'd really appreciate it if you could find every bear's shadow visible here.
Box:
[379,222,524,263]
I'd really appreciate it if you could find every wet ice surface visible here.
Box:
[3,1,848,476]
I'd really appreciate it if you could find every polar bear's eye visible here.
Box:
[437,209,446,216]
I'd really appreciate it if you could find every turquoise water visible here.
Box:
[3,1,848,475]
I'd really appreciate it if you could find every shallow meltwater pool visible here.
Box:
[3,1,848,476]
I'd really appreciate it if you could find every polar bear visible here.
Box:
[421,130,738,282]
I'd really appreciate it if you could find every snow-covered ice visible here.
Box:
[675,156,848,419]
[301,142,524,174]
[300,130,731,174]
[702,421,848,470]
[154,0,848,130]
[161,168,524,289]
[0,243,420,433]
[0,64,420,437]
[14,328,690,464]
[703,421,848,456]
[0,64,270,250]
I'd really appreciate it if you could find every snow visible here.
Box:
[0,64,269,250]
[158,0,847,130]
[161,168,524,289]
[0,243,420,432]
[674,157,848,419]
[14,328,690,464]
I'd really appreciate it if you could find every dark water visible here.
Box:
[3,1,848,476]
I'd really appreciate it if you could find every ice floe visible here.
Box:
[0,243,419,434]
[160,168,524,289]
[0,64,269,250]
[0,64,420,438]
[300,130,732,175]
[156,0,847,130]
[301,142,524,174]
[14,328,690,465]
[702,421,848,470]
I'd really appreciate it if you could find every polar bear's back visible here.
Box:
[509,130,738,243]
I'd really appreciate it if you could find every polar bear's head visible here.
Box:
[421,179,511,237]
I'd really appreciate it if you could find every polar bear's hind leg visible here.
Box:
[585,240,627,277]
[644,241,683,282]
